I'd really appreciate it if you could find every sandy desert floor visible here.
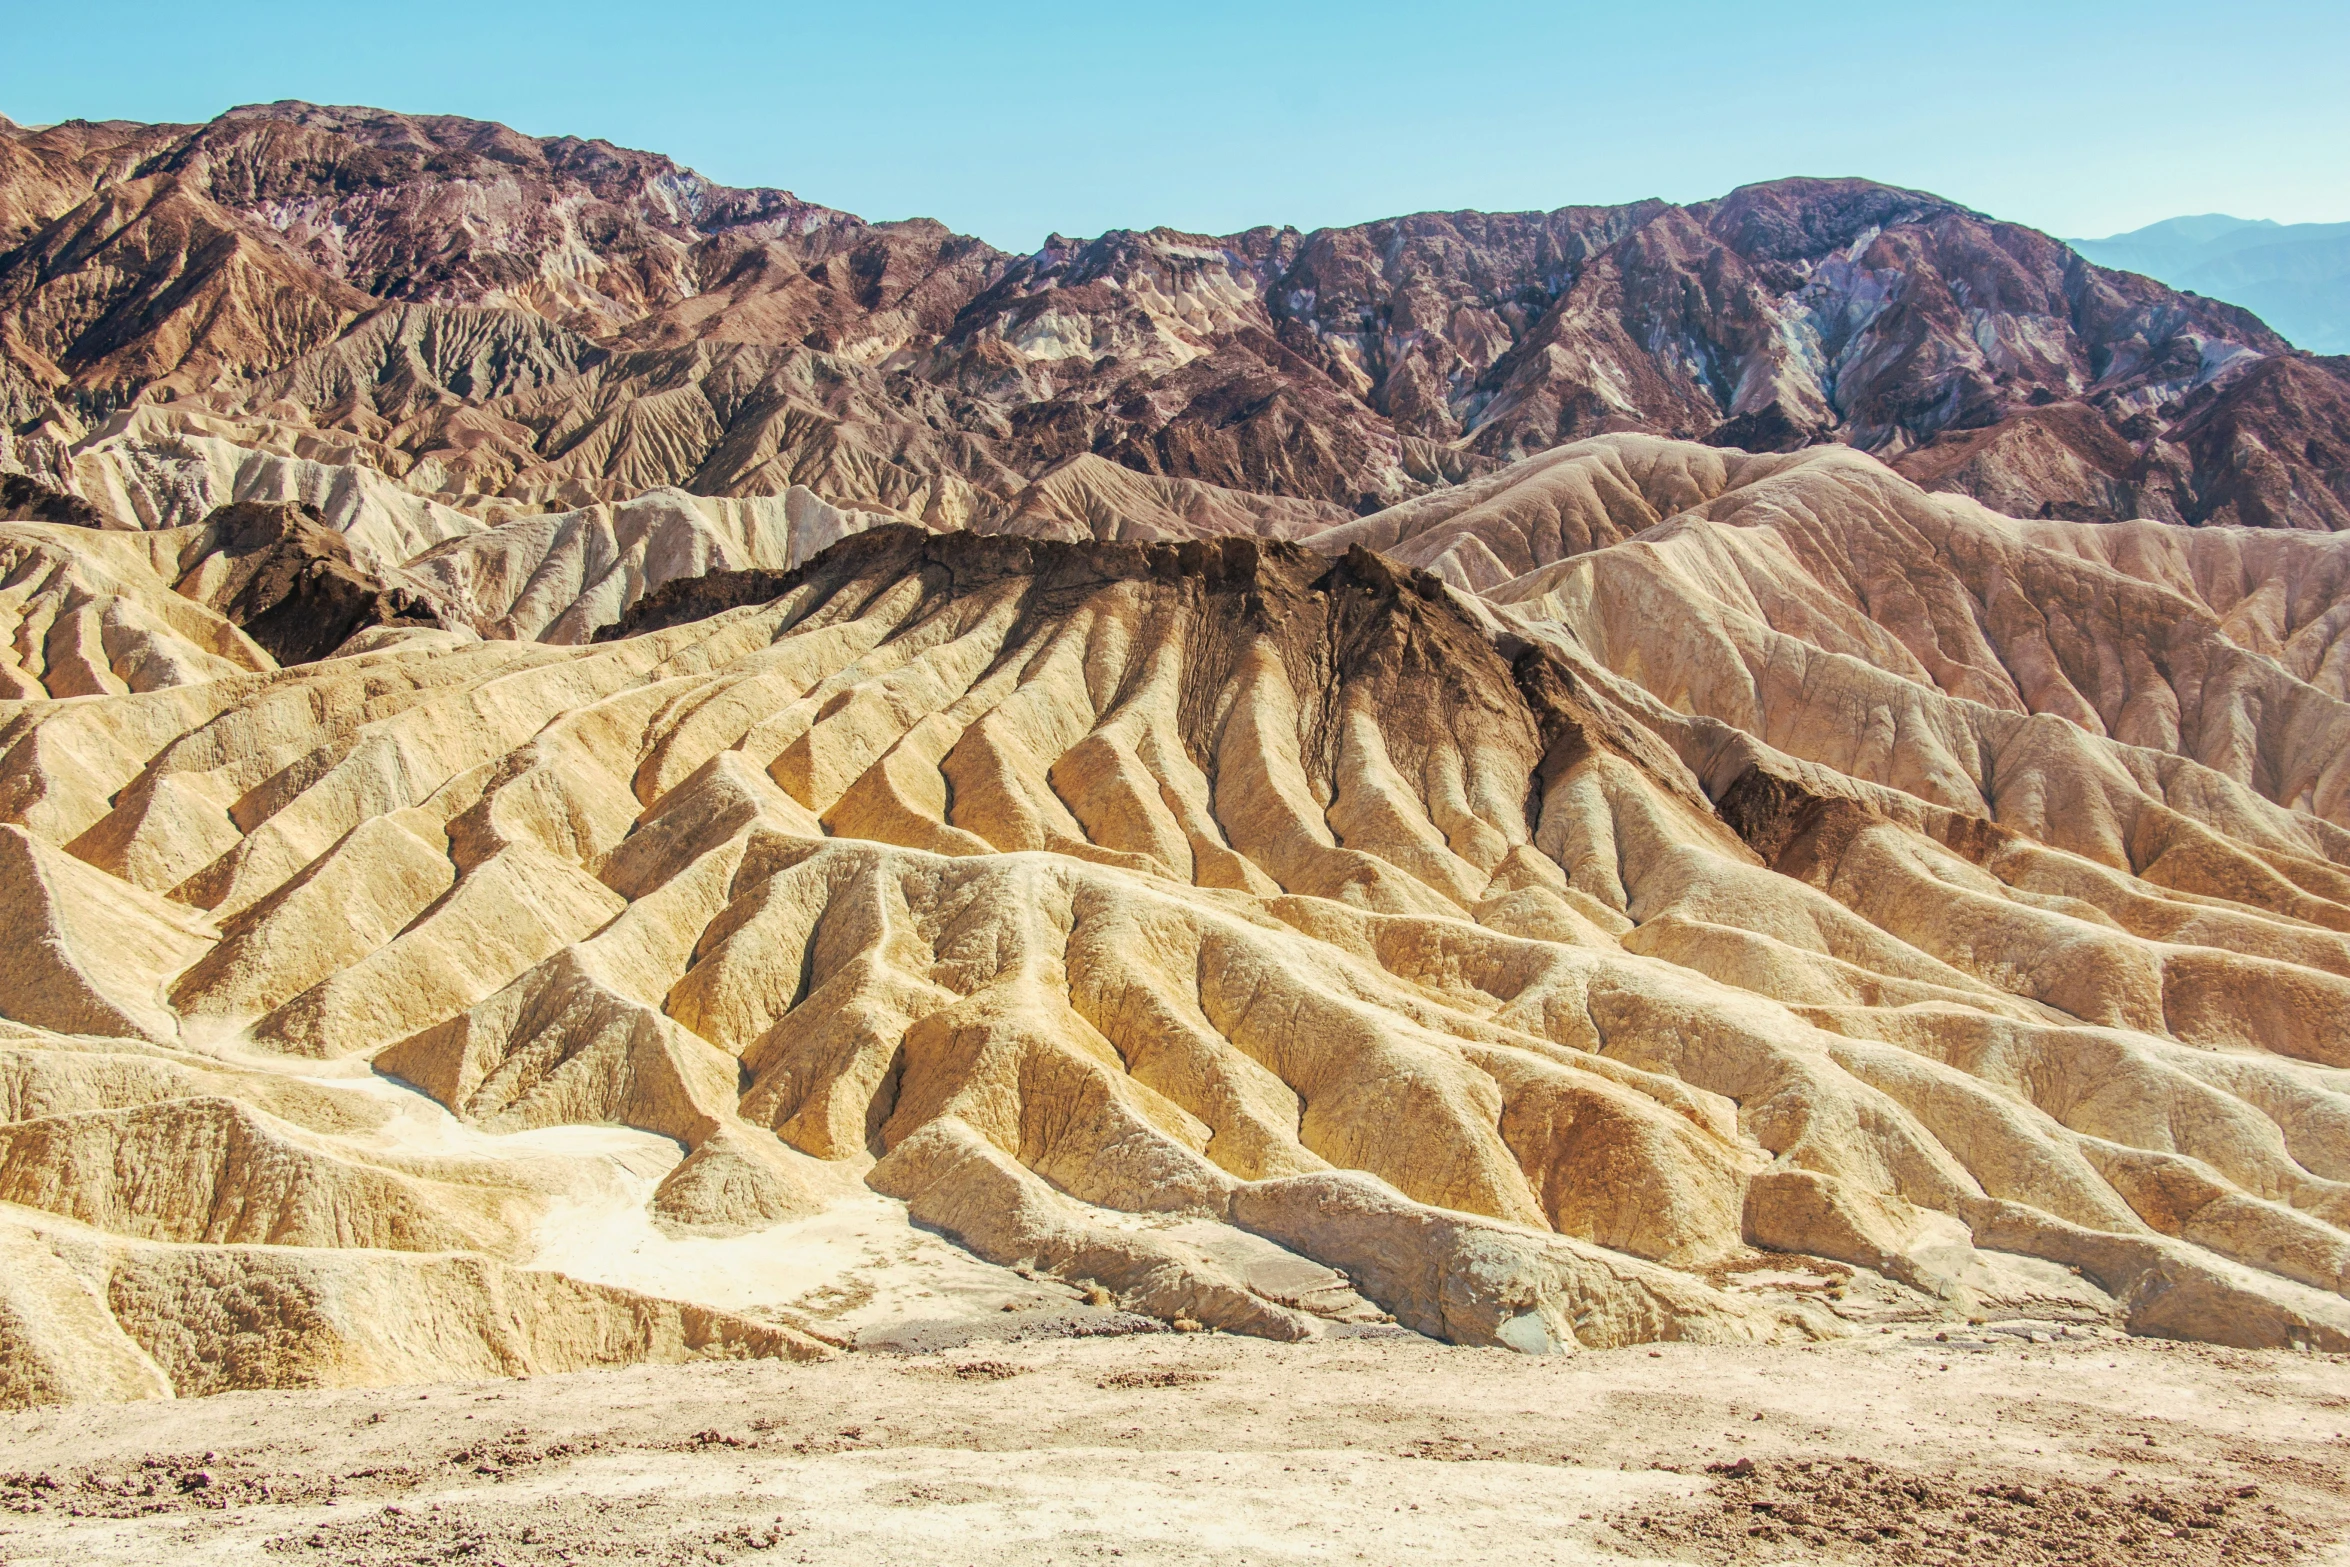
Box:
[3,1328,2346,1566]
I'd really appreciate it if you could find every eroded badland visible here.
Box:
[1,101,2348,1563]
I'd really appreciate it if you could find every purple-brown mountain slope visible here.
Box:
[3,101,2346,531]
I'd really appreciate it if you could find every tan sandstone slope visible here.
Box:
[2,435,2349,1410]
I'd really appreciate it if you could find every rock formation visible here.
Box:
[4,433,2350,1407]
[3,102,2350,1412]
[5,104,2348,543]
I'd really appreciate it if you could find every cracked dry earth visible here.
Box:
[3,1333,2348,1565]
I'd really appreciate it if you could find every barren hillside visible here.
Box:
[5,428,2350,1408]
[2,105,2350,1428]
[5,102,2349,540]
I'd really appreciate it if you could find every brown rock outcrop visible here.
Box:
[161,500,443,663]
[0,474,101,528]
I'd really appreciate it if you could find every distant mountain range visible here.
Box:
[1,103,2346,536]
[2073,214,2350,355]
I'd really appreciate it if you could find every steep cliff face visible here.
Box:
[2,104,2342,532]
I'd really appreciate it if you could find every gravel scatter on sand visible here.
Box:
[3,1332,2347,1564]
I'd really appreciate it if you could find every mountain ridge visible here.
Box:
[2073,212,2350,355]
[5,104,2350,1408]
[4,100,2346,538]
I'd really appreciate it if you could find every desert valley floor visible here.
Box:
[6,1330,2349,1566]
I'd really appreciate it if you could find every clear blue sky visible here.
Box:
[1,0,2343,250]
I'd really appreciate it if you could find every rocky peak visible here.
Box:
[0,104,2345,529]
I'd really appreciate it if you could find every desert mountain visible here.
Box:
[4,101,2349,544]
[2075,214,2350,356]
[4,104,2350,1412]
